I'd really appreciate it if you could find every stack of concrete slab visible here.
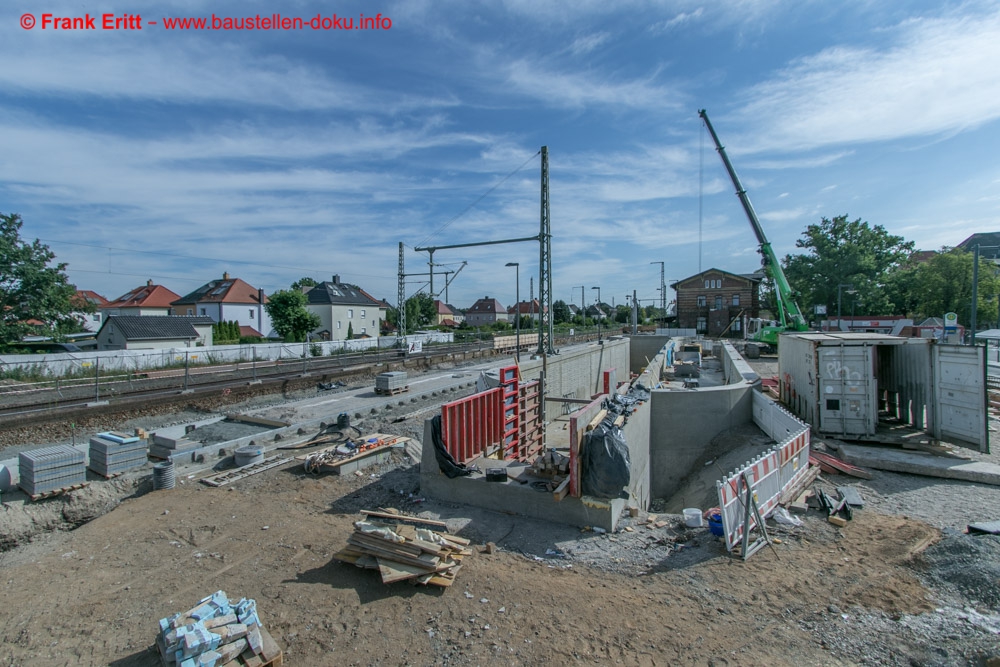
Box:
[19,445,86,497]
[375,371,408,394]
[149,433,201,460]
[89,432,148,478]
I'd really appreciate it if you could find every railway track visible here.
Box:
[0,342,493,427]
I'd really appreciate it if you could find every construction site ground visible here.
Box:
[2,355,1000,666]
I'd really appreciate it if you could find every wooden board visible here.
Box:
[552,475,570,502]
[359,510,449,531]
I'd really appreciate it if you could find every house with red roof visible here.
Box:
[102,280,181,317]
[72,290,109,332]
[171,273,273,338]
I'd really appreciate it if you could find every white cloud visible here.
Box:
[735,7,1000,151]
[649,8,704,34]
[503,60,683,110]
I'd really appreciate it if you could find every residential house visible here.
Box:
[445,304,465,325]
[96,316,214,350]
[465,297,508,327]
[304,275,384,340]
[72,290,108,332]
[101,280,181,317]
[171,273,273,338]
[508,299,544,324]
[585,304,608,321]
[434,300,456,326]
[958,232,1000,261]
[672,269,762,337]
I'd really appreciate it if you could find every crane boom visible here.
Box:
[698,109,808,335]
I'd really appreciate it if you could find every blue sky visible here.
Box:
[3,1,999,313]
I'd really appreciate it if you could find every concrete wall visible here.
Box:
[648,382,754,500]
[717,341,761,385]
[518,337,629,400]
[628,335,672,375]
[622,387,652,511]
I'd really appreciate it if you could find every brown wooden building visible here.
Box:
[671,269,763,337]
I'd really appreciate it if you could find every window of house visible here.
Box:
[94,314,101,322]
[372,320,375,326]
[715,296,723,310]
[249,309,254,319]
[186,308,193,316]
[361,310,366,318]
[732,319,741,332]
[347,309,354,318]
[337,321,342,329]
[697,295,706,307]
[704,280,711,289]
[361,328,367,334]
[200,308,206,316]
[696,317,707,333]
[732,294,740,307]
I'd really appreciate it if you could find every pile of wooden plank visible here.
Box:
[156,590,282,667]
[333,510,471,587]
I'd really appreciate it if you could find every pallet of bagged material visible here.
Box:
[157,591,282,667]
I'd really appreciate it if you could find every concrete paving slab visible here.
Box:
[838,444,1000,486]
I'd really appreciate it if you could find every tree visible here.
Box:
[404,292,435,333]
[552,300,571,324]
[290,277,318,292]
[265,289,320,341]
[0,213,81,349]
[895,249,1000,327]
[782,215,914,318]
[347,321,354,339]
[615,304,631,324]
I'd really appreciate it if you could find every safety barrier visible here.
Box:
[716,390,810,553]
[440,387,503,464]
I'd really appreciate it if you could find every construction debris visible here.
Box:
[156,590,282,667]
[200,456,287,487]
[298,433,409,474]
[333,512,471,587]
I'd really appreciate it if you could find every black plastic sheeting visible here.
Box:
[581,422,631,499]
[430,414,476,478]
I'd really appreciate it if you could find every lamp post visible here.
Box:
[505,262,520,360]
[837,283,855,331]
[592,286,602,342]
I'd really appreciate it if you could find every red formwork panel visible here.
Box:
[441,387,503,464]
[499,365,520,460]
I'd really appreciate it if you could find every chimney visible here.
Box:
[258,288,264,304]
[146,279,153,286]
[332,274,340,285]
[223,272,230,280]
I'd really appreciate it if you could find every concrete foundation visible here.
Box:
[420,417,626,531]
[628,335,672,375]
[518,338,629,400]
[649,380,755,500]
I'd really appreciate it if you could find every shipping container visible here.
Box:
[778,332,988,452]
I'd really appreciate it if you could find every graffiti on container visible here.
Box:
[825,359,861,381]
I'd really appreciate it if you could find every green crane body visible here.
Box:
[698,109,810,347]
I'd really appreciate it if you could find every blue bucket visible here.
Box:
[707,514,724,537]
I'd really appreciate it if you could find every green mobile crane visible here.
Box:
[699,109,809,358]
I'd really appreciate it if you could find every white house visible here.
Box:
[304,275,385,340]
[171,273,274,338]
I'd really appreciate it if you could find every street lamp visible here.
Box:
[592,286,602,341]
[505,262,520,360]
[837,284,855,331]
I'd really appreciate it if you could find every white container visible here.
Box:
[683,508,703,528]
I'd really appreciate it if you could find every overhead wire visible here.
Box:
[414,150,540,249]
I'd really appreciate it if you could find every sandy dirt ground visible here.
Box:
[0,450,996,667]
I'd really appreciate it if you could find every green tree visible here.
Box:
[895,249,1000,327]
[405,292,435,333]
[0,213,81,349]
[347,321,354,339]
[265,289,320,341]
[290,277,318,292]
[615,304,631,324]
[552,300,570,324]
[783,215,914,317]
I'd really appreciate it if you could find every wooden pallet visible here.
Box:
[23,482,89,501]
[200,456,288,487]
[375,386,409,396]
